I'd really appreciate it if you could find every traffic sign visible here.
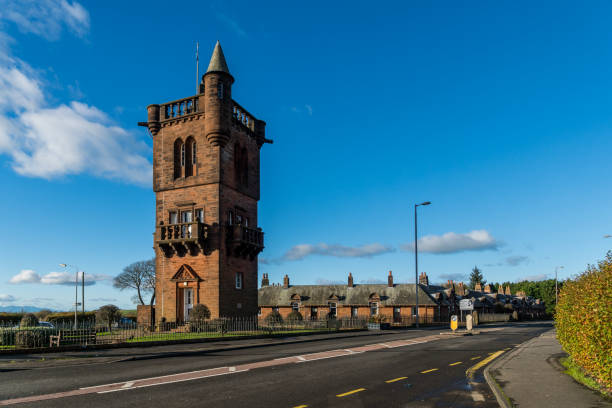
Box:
[450,315,458,331]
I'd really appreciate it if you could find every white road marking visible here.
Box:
[121,382,134,389]
[471,391,485,402]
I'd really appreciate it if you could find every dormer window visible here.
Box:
[291,302,299,312]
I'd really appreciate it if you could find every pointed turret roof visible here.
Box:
[206,41,230,74]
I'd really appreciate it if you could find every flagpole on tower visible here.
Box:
[196,41,199,94]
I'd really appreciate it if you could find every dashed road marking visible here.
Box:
[420,368,438,374]
[336,388,366,397]
[471,391,485,402]
[385,377,408,383]
[470,356,481,360]
[449,361,462,366]
[293,405,308,408]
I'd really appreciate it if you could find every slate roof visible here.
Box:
[258,284,438,307]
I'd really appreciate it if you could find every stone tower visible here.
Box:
[144,42,271,322]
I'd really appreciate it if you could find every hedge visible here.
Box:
[556,251,612,393]
[0,313,23,325]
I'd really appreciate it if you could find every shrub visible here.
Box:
[20,313,38,328]
[15,329,51,348]
[556,251,612,392]
[0,313,23,326]
[265,311,283,325]
[35,309,53,321]
[46,311,97,326]
[96,305,122,331]
[190,304,211,321]
[286,310,303,322]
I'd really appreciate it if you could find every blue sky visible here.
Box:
[0,0,610,310]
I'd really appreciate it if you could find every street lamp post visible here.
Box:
[414,201,431,328]
[60,264,82,329]
[555,266,564,307]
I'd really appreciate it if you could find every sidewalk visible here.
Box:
[486,329,611,408]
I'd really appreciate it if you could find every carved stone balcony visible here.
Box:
[156,221,209,257]
[226,224,264,259]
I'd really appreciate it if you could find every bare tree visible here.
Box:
[113,259,155,305]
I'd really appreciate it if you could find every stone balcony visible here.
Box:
[226,224,264,259]
[156,221,209,257]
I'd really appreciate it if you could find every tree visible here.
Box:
[469,266,486,289]
[96,305,122,331]
[113,259,155,305]
[190,304,211,321]
[20,313,38,328]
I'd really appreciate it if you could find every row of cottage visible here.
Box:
[257,271,546,322]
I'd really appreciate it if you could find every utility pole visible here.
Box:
[82,271,85,316]
[414,201,431,328]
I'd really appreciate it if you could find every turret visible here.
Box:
[203,41,234,147]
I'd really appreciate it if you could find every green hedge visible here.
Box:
[46,312,97,325]
[556,251,612,393]
[0,313,23,325]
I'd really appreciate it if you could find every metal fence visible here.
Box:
[0,317,368,351]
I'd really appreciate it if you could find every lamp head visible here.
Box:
[59,263,67,268]
[420,201,431,206]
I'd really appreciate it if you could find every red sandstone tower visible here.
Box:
[144,42,270,322]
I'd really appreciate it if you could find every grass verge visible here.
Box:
[561,356,611,399]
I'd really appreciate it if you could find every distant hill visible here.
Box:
[0,306,47,313]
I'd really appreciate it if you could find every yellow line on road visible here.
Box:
[466,350,505,379]
[449,361,462,366]
[336,388,366,397]
[293,405,308,408]
[504,347,511,351]
[420,368,438,374]
[470,356,481,360]
[385,377,408,383]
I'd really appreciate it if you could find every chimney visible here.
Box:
[505,285,511,296]
[283,274,290,289]
[348,272,354,288]
[484,284,492,293]
[498,285,504,295]
[261,273,269,287]
[419,272,429,286]
[475,283,482,292]
[458,282,465,296]
[388,270,393,287]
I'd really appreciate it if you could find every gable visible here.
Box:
[170,264,201,282]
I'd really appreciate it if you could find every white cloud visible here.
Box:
[0,294,16,303]
[0,0,90,40]
[9,269,41,284]
[0,2,151,185]
[438,272,467,282]
[315,278,344,285]
[402,230,499,254]
[9,270,111,286]
[518,273,549,282]
[505,255,529,266]
[283,243,395,261]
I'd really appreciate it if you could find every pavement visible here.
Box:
[486,328,612,408]
[0,321,552,407]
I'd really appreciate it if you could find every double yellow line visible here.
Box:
[466,350,505,379]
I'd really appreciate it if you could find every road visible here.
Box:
[0,322,552,407]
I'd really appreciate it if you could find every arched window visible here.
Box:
[173,138,184,179]
[241,146,248,186]
[217,83,224,99]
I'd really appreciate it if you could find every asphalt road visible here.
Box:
[0,322,552,407]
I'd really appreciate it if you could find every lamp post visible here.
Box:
[414,201,431,328]
[60,264,83,329]
[555,266,564,307]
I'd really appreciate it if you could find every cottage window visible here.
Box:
[291,302,299,312]
[272,306,279,313]
[351,307,358,317]
[258,307,262,316]
[235,272,243,289]
[310,307,318,319]
[369,302,378,316]
[329,302,337,318]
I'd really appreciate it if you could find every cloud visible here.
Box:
[283,243,395,261]
[0,294,16,303]
[289,105,313,116]
[518,273,549,282]
[9,270,111,286]
[358,278,386,284]
[505,255,529,266]
[315,278,344,285]
[0,2,152,186]
[9,269,41,284]
[438,272,467,282]
[215,12,247,37]
[89,297,117,302]
[305,104,313,115]
[402,230,499,254]
[0,0,90,40]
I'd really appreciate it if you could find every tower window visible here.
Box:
[185,137,195,177]
[235,272,243,289]
[192,142,196,165]
[169,211,178,224]
[173,139,184,179]
[180,143,185,167]
[217,83,224,99]
[195,208,204,223]
[228,210,234,225]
